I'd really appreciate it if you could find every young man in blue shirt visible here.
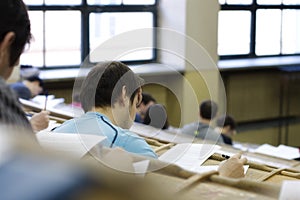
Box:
[53,61,157,158]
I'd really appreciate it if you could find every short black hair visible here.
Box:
[141,93,156,105]
[143,104,169,130]
[80,61,144,112]
[199,100,218,120]
[0,0,31,66]
[26,75,44,87]
[216,115,237,130]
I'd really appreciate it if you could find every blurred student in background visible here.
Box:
[215,115,237,145]
[10,75,44,100]
[135,92,156,123]
[143,104,169,130]
[180,100,224,144]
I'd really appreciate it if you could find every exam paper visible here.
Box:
[279,180,300,200]
[253,144,300,160]
[36,131,106,159]
[193,165,249,175]
[158,143,221,172]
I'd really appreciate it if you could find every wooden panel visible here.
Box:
[233,127,279,146]
[225,72,281,122]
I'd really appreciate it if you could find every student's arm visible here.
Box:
[125,134,158,159]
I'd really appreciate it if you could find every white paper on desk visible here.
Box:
[36,131,106,159]
[158,143,221,172]
[254,144,299,160]
[279,180,300,200]
[130,122,194,144]
[193,165,249,175]
[133,160,150,176]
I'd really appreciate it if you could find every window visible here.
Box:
[21,0,157,68]
[218,0,300,59]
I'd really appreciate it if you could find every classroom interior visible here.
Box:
[3,1,300,199]
[13,0,300,147]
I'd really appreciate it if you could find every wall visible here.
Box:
[222,69,300,146]
[158,0,221,125]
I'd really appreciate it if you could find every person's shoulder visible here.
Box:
[52,118,76,133]
[10,82,25,89]
[221,134,232,145]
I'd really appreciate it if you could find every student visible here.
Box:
[135,93,156,123]
[180,100,224,144]
[143,104,169,130]
[10,75,44,100]
[0,0,49,132]
[53,61,157,158]
[0,78,32,131]
[215,115,237,145]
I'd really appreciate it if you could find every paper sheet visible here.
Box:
[19,98,83,118]
[194,165,249,175]
[159,143,221,172]
[36,131,106,159]
[253,144,300,160]
[133,160,150,176]
[279,180,300,200]
[215,149,293,169]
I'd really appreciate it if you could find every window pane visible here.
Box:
[87,0,122,5]
[226,0,252,5]
[257,0,281,5]
[282,10,300,54]
[23,0,43,5]
[87,0,155,5]
[256,9,281,55]
[218,11,251,55]
[283,0,300,5]
[20,11,44,67]
[123,0,155,5]
[89,12,153,62]
[45,11,81,66]
[219,0,226,4]
[45,0,81,5]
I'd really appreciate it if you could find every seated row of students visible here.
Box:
[136,96,237,145]
[0,0,246,179]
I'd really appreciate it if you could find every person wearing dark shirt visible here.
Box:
[215,115,237,145]
[135,93,156,123]
[143,104,169,130]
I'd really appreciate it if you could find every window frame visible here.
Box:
[219,1,300,60]
[26,0,158,69]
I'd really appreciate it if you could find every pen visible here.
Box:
[44,90,48,110]
[222,154,230,159]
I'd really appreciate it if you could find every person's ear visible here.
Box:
[0,32,16,79]
[120,85,127,106]
[0,32,16,52]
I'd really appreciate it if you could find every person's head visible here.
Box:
[138,93,156,118]
[0,0,31,80]
[23,76,44,97]
[216,115,237,136]
[199,100,218,120]
[143,104,169,130]
[80,61,144,129]
[0,78,32,131]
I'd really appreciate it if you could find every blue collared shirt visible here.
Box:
[53,112,157,158]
